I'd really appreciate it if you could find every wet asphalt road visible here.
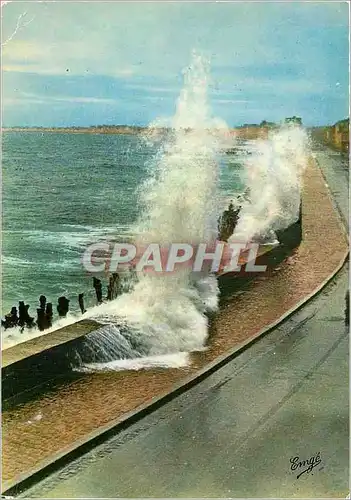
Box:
[312,143,349,226]
[24,147,349,498]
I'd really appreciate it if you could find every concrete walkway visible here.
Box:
[23,147,349,498]
[312,144,348,225]
[25,265,349,499]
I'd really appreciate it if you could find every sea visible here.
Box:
[2,131,247,319]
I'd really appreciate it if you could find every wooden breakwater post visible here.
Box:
[2,282,102,335]
[218,199,241,242]
[36,308,46,331]
[18,301,35,329]
[46,303,53,327]
[107,273,120,301]
[57,296,70,317]
[36,295,54,331]
[93,277,103,304]
[39,294,46,311]
[1,306,19,329]
[3,288,91,334]
[78,293,86,314]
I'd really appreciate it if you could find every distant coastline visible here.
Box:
[0,119,298,135]
[2,118,349,152]
[0,123,278,140]
[2,125,240,134]
[1,125,261,140]
[2,125,149,135]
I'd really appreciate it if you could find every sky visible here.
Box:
[1,1,349,127]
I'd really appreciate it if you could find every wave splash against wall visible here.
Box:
[84,52,230,366]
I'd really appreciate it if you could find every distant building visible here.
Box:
[285,116,303,126]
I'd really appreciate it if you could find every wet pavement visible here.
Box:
[24,265,349,498]
[23,147,349,498]
[312,144,349,226]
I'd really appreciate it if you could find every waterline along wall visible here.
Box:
[2,54,307,404]
[2,212,302,404]
[2,319,101,400]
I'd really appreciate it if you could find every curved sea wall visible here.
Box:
[3,154,349,491]
[2,56,308,406]
[2,213,302,403]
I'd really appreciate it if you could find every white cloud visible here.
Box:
[1,1,348,126]
[220,78,331,97]
[0,2,298,78]
[3,97,46,105]
[4,92,118,105]
[214,99,250,104]
[50,96,117,104]
[127,84,180,94]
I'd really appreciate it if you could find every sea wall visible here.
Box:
[2,319,101,401]
[2,214,302,404]
[218,210,302,300]
[3,156,348,492]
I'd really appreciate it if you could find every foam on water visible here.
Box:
[2,59,309,364]
[78,352,190,372]
[1,313,81,349]
[1,256,35,267]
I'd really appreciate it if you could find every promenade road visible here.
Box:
[24,147,349,498]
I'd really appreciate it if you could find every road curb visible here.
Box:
[312,153,349,231]
[3,153,349,496]
[3,248,349,497]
